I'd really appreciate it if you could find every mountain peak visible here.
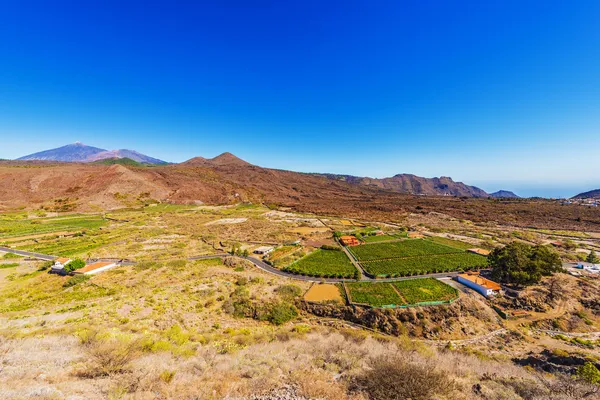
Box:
[490,190,520,199]
[210,152,250,166]
[16,144,166,164]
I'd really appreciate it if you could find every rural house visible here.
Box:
[73,261,117,275]
[340,236,359,246]
[457,274,501,297]
[51,257,71,274]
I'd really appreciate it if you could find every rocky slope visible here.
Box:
[320,173,488,197]
[573,189,600,199]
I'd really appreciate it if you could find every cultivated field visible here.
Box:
[283,249,358,278]
[392,278,458,304]
[345,281,405,307]
[362,252,488,277]
[346,278,458,307]
[303,284,343,303]
[349,239,462,261]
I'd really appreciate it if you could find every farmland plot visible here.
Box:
[362,252,487,277]
[345,282,405,307]
[393,278,458,304]
[283,249,357,278]
[349,239,462,261]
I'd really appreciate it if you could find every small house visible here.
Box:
[51,257,72,274]
[254,246,274,255]
[457,274,501,297]
[73,261,117,275]
[340,236,360,246]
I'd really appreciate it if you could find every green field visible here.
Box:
[0,214,107,239]
[392,278,458,304]
[361,233,406,243]
[426,236,474,250]
[362,252,487,277]
[345,282,405,307]
[283,249,358,278]
[349,239,462,261]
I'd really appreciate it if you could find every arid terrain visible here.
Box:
[0,194,599,399]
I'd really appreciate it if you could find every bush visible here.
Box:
[77,333,141,378]
[266,302,298,325]
[63,274,91,287]
[64,258,86,273]
[275,284,302,300]
[351,355,454,400]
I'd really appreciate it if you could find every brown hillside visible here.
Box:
[1,159,600,231]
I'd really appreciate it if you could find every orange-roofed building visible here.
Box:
[467,248,491,256]
[73,261,117,275]
[340,236,360,246]
[457,274,501,297]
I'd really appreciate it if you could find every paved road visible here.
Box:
[0,246,56,261]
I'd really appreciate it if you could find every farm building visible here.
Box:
[51,257,71,274]
[253,246,274,255]
[73,261,117,275]
[576,262,600,274]
[467,248,491,256]
[340,236,360,246]
[457,274,501,297]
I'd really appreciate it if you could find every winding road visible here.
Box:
[0,247,462,283]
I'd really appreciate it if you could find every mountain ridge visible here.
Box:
[489,190,520,199]
[572,189,600,199]
[17,143,167,164]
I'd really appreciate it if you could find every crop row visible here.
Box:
[392,278,458,304]
[361,252,487,277]
[349,239,463,261]
[283,249,358,279]
[346,278,458,307]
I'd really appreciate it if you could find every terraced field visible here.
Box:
[362,252,487,277]
[283,249,358,278]
[346,278,458,307]
[349,239,462,261]
[0,214,107,239]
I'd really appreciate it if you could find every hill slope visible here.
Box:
[489,190,520,199]
[320,173,488,197]
[572,189,600,199]
[17,143,107,162]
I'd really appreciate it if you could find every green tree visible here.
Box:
[64,258,86,273]
[488,242,562,286]
[586,250,599,264]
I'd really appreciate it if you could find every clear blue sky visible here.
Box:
[1,1,599,198]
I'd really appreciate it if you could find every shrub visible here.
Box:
[351,355,454,400]
[275,284,302,300]
[576,362,600,385]
[63,274,91,287]
[64,258,86,273]
[77,334,141,377]
[266,302,298,325]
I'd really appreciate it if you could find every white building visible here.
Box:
[253,246,274,255]
[51,257,72,274]
[457,274,501,297]
[576,262,600,274]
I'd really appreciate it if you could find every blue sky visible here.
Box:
[1,1,599,198]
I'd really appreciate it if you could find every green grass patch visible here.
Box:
[362,234,404,243]
[283,249,358,278]
[349,239,463,261]
[0,263,19,269]
[345,282,405,307]
[392,278,458,304]
[362,252,487,277]
[426,236,474,250]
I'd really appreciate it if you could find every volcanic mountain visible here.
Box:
[572,189,600,199]
[489,190,520,199]
[1,152,599,231]
[319,173,488,197]
[17,143,167,164]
